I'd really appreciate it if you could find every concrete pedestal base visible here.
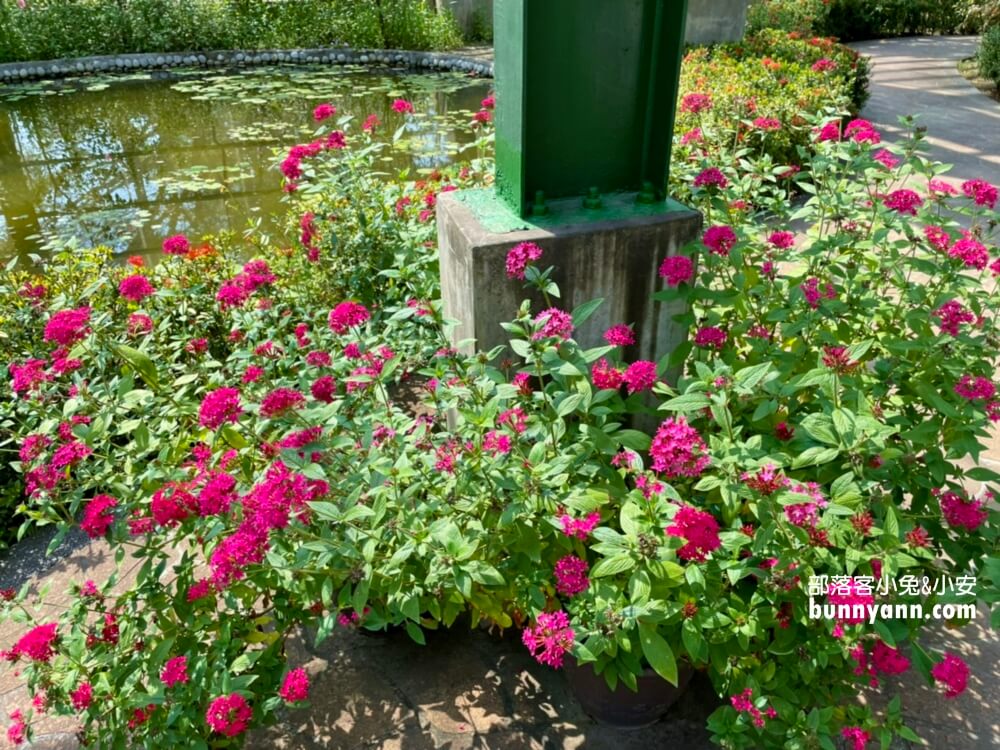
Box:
[437,189,702,364]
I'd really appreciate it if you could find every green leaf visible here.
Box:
[113,344,160,390]
[734,363,771,391]
[405,621,426,645]
[638,622,679,685]
[556,393,583,417]
[617,430,652,452]
[661,392,711,412]
[590,554,636,578]
[571,298,604,328]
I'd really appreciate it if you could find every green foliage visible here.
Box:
[748,0,970,40]
[0,0,461,64]
[957,0,1000,32]
[979,24,1000,85]
[676,33,870,169]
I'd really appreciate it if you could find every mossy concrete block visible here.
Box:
[685,0,749,45]
[437,188,701,364]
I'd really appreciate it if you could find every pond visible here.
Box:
[0,65,491,263]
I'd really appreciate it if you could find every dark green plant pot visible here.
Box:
[563,659,694,729]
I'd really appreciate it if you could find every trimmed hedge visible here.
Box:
[0,0,462,64]
[747,0,986,39]
[981,26,1000,86]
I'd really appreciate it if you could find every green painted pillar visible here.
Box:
[494,0,690,217]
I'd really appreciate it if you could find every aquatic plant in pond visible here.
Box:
[0,66,490,261]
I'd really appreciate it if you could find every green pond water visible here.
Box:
[0,66,491,263]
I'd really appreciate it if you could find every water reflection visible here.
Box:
[0,67,489,261]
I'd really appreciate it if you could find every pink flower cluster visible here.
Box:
[162,234,190,255]
[603,324,635,347]
[962,178,998,209]
[553,555,589,596]
[702,225,737,256]
[649,417,710,479]
[161,656,189,688]
[80,494,118,538]
[694,326,727,349]
[43,307,91,347]
[938,490,988,531]
[883,189,923,215]
[199,387,243,430]
[505,241,543,279]
[328,301,370,334]
[841,727,871,750]
[730,688,777,728]
[558,512,600,539]
[11,623,58,662]
[693,167,727,189]
[666,505,721,562]
[680,93,712,113]
[206,693,253,737]
[279,667,310,703]
[623,360,658,393]
[783,481,828,528]
[954,374,995,401]
[948,234,989,269]
[933,299,975,336]
[532,308,573,340]
[522,610,575,669]
[659,255,694,286]
[802,277,836,309]
[216,260,276,309]
[260,388,305,418]
[931,652,970,698]
[119,274,155,302]
[825,578,874,625]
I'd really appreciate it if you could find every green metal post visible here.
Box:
[494,0,690,218]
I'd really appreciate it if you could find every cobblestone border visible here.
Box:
[0,47,493,83]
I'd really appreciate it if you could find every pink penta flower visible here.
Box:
[118,274,155,302]
[532,308,573,340]
[70,682,93,711]
[931,652,970,698]
[603,324,635,347]
[199,388,243,430]
[928,179,958,197]
[933,300,975,336]
[623,360,658,393]
[311,375,337,403]
[871,640,910,675]
[680,127,703,145]
[961,178,998,209]
[391,99,414,114]
[312,103,335,121]
[938,490,988,531]
[162,234,190,255]
[825,578,874,625]
[482,430,512,455]
[649,417,710,478]
[127,313,153,336]
[80,495,117,539]
[43,307,91,347]
[811,58,836,72]
[841,727,871,750]
[767,230,795,249]
[702,225,737,256]
[816,120,842,142]
[591,358,624,390]
[954,374,995,401]
[666,506,721,562]
[659,255,694,285]
[873,149,900,169]
[328,301,370,334]
[559,512,600,539]
[694,326,727,349]
[948,236,990,269]
[883,189,923,215]
[553,556,589,596]
[845,118,881,143]
[206,694,253,737]
[279,667,310,703]
[260,388,306,418]
[693,167,727,189]
[522,611,575,669]
[505,242,543,279]
[680,92,712,113]
[753,117,781,131]
[13,623,58,662]
[161,656,189,688]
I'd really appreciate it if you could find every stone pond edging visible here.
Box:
[0,46,494,84]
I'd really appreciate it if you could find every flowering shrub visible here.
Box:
[2,100,999,750]
[674,33,869,173]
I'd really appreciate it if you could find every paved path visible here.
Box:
[851,36,1000,186]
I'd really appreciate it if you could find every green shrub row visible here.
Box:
[0,0,462,64]
[980,24,1000,85]
[747,0,998,38]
